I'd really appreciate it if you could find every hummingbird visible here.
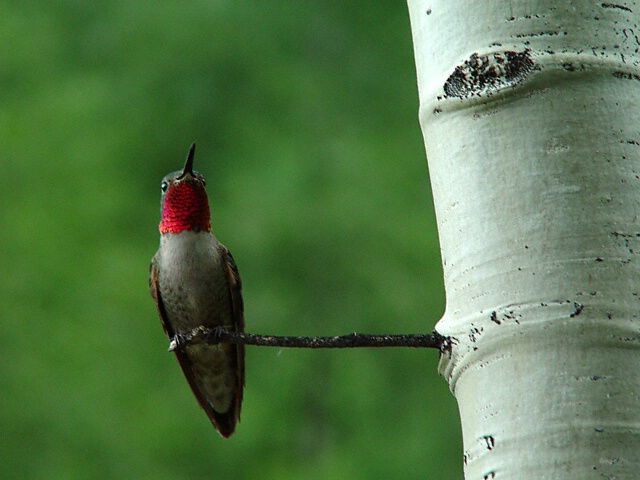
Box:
[149,143,244,438]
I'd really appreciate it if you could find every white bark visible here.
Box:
[407,0,640,477]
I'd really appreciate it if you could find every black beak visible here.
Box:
[179,142,196,178]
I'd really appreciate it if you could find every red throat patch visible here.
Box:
[159,181,211,234]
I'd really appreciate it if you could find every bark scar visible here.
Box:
[444,50,534,98]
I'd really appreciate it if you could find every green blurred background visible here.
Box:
[2,1,462,478]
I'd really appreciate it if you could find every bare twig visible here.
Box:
[169,326,449,351]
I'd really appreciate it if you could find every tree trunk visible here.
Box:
[407,0,640,477]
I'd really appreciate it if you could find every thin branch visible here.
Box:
[169,326,449,351]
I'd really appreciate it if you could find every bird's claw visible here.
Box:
[168,332,187,352]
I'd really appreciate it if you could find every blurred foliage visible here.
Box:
[1,0,462,478]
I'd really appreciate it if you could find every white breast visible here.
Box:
[157,230,231,331]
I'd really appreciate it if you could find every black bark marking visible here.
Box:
[613,71,640,81]
[469,325,483,342]
[482,435,495,450]
[601,3,633,13]
[570,302,584,318]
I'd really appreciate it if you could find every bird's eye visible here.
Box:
[161,181,169,192]
[202,179,206,186]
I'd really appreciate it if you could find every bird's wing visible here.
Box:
[220,245,245,420]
